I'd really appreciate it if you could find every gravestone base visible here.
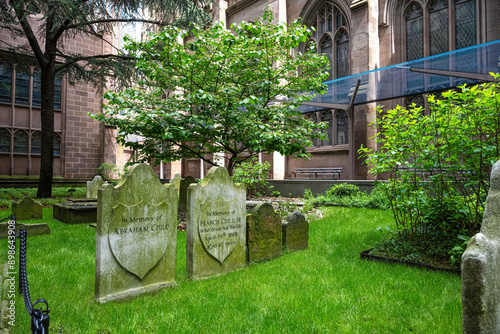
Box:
[96,281,177,304]
[0,222,50,239]
[53,199,97,224]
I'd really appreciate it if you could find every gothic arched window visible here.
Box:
[307,2,349,80]
[405,3,424,61]
[403,0,477,61]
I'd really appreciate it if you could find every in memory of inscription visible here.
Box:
[198,202,243,263]
[95,163,177,303]
[186,166,246,280]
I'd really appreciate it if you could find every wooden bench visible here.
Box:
[290,167,342,179]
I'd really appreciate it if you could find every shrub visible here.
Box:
[233,157,275,198]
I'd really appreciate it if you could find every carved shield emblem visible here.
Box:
[198,197,244,264]
[109,202,170,279]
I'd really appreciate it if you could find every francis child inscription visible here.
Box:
[187,167,246,280]
[95,163,178,303]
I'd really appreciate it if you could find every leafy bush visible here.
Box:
[325,183,360,198]
[233,157,276,198]
[306,182,390,210]
[360,75,500,265]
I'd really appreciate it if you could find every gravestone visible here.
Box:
[170,174,182,194]
[186,166,246,280]
[282,211,309,252]
[95,163,178,303]
[462,159,500,333]
[179,176,197,212]
[87,175,105,199]
[12,197,42,220]
[246,202,282,263]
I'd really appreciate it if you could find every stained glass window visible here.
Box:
[0,128,10,152]
[429,0,449,56]
[337,110,348,145]
[54,74,62,110]
[31,131,41,154]
[321,36,333,80]
[0,64,11,103]
[13,131,28,153]
[405,4,423,61]
[336,30,349,78]
[455,0,476,50]
[15,71,30,105]
[321,111,333,146]
[33,69,41,107]
[54,134,61,155]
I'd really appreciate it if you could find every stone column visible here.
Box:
[273,152,285,180]
[170,160,182,179]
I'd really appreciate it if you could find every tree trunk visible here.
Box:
[36,58,56,198]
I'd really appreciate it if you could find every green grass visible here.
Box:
[1,207,461,333]
[0,187,86,208]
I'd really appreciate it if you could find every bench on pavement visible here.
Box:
[289,167,342,179]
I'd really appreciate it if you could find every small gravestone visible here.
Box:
[170,174,182,194]
[186,166,246,280]
[95,163,178,303]
[87,175,105,199]
[246,202,282,263]
[12,197,42,220]
[462,159,500,333]
[179,176,197,212]
[282,211,309,252]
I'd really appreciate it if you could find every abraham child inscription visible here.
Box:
[186,167,246,280]
[95,163,178,303]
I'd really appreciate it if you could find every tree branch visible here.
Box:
[11,1,47,66]
[66,18,166,30]
[56,53,134,73]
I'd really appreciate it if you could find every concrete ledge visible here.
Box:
[266,179,379,198]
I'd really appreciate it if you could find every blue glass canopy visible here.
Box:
[300,39,500,113]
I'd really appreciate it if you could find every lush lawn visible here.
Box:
[1,206,461,333]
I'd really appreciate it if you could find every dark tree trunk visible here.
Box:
[36,48,56,198]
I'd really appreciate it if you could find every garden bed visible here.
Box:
[360,249,460,275]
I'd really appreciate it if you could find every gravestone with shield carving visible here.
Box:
[95,163,178,303]
[186,166,246,280]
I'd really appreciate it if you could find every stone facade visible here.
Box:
[0,1,498,181]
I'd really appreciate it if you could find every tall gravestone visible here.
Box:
[12,197,42,220]
[170,174,182,194]
[87,175,105,199]
[179,176,197,212]
[282,211,309,252]
[95,163,178,303]
[462,159,500,333]
[186,167,246,280]
[246,202,282,263]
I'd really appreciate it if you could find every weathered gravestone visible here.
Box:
[282,211,309,252]
[179,176,197,212]
[462,159,500,334]
[170,174,182,194]
[246,202,282,263]
[12,197,42,220]
[95,163,178,303]
[87,175,105,199]
[186,166,246,280]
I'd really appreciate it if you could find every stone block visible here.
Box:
[186,167,246,280]
[246,202,282,263]
[53,199,97,224]
[11,197,42,221]
[462,159,500,333]
[0,222,50,239]
[95,163,178,303]
[282,211,309,252]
